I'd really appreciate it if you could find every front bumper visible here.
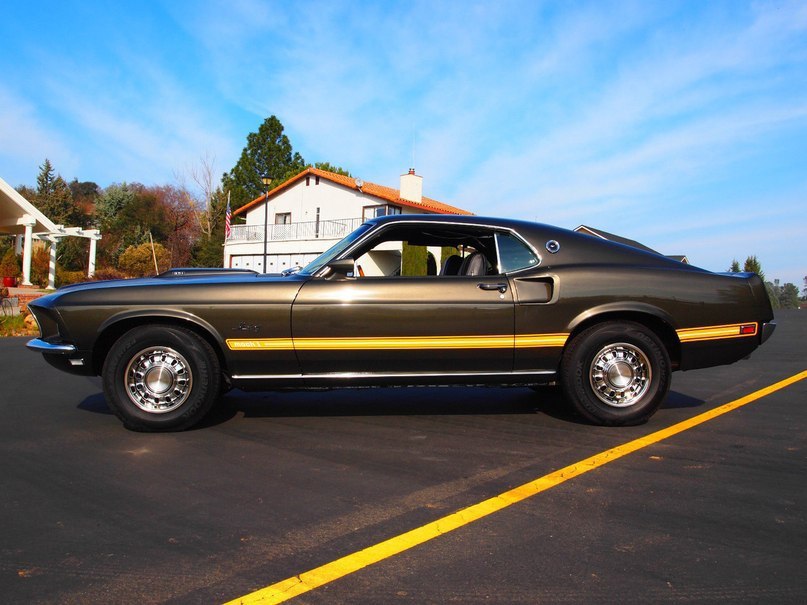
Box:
[26,338,94,375]
[26,338,76,354]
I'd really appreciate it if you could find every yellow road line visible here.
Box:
[224,370,807,605]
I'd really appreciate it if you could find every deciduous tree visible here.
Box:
[68,179,100,216]
[778,283,800,309]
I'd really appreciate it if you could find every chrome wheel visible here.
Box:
[589,342,651,408]
[124,346,193,414]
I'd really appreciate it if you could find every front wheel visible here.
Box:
[560,321,670,426]
[102,325,221,431]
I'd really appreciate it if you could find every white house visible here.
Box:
[224,168,473,273]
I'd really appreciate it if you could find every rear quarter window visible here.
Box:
[496,232,540,273]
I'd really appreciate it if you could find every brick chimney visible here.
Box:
[399,168,423,204]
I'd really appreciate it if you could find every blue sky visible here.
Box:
[1,0,805,286]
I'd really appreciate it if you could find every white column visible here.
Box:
[88,235,98,278]
[21,218,35,286]
[48,238,57,290]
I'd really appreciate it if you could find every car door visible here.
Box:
[291,274,515,377]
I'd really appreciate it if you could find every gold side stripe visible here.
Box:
[676,322,758,343]
[295,336,514,350]
[515,333,568,348]
[227,339,295,351]
[227,333,570,352]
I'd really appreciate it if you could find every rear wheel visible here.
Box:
[102,325,221,431]
[560,321,670,426]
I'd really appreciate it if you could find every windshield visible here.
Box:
[298,222,374,275]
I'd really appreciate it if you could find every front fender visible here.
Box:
[97,308,226,350]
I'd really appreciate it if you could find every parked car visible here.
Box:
[26,214,775,431]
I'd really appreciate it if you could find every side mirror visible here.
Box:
[325,258,356,278]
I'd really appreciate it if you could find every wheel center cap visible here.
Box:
[607,361,633,389]
[144,366,174,394]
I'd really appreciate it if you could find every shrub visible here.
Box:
[30,247,51,288]
[118,243,171,277]
[0,248,21,278]
[91,267,127,281]
[56,269,88,287]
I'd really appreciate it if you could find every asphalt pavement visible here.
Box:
[1,311,805,604]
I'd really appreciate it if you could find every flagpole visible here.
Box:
[224,191,232,268]
[148,231,159,274]
[224,191,232,240]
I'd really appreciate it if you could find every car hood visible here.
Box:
[31,271,305,307]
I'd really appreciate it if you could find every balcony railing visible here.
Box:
[226,217,364,243]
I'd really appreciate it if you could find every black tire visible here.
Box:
[102,325,221,431]
[560,321,670,426]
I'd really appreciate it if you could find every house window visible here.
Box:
[362,204,402,220]
[275,212,291,224]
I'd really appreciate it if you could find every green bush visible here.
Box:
[401,242,428,276]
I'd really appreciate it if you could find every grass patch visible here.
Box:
[0,314,37,337]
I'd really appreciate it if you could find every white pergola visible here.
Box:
[0,176,101,289]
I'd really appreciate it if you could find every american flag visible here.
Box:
[224,194,232,240]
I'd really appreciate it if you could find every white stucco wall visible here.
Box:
[243,176,372,226]
[223,176,429,273]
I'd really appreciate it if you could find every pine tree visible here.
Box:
[221,116,306,211]
[34,159,79,226]
[743,256,765,282]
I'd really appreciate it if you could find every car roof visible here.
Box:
[367,214,700,273]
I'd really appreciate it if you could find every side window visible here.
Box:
[353,239,437,277]
[496,232,539,273]
[349,224,498,278]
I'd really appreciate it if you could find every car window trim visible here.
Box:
[315,219,542,278]
[494,229,543,275]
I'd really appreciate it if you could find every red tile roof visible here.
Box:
[233,167,473,217]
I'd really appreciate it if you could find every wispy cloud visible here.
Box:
[0,0,804,283]
[0,87,76,183]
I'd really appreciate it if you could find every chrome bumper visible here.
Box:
[26,338,77,354]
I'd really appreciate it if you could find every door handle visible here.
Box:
[478,282,508,293]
